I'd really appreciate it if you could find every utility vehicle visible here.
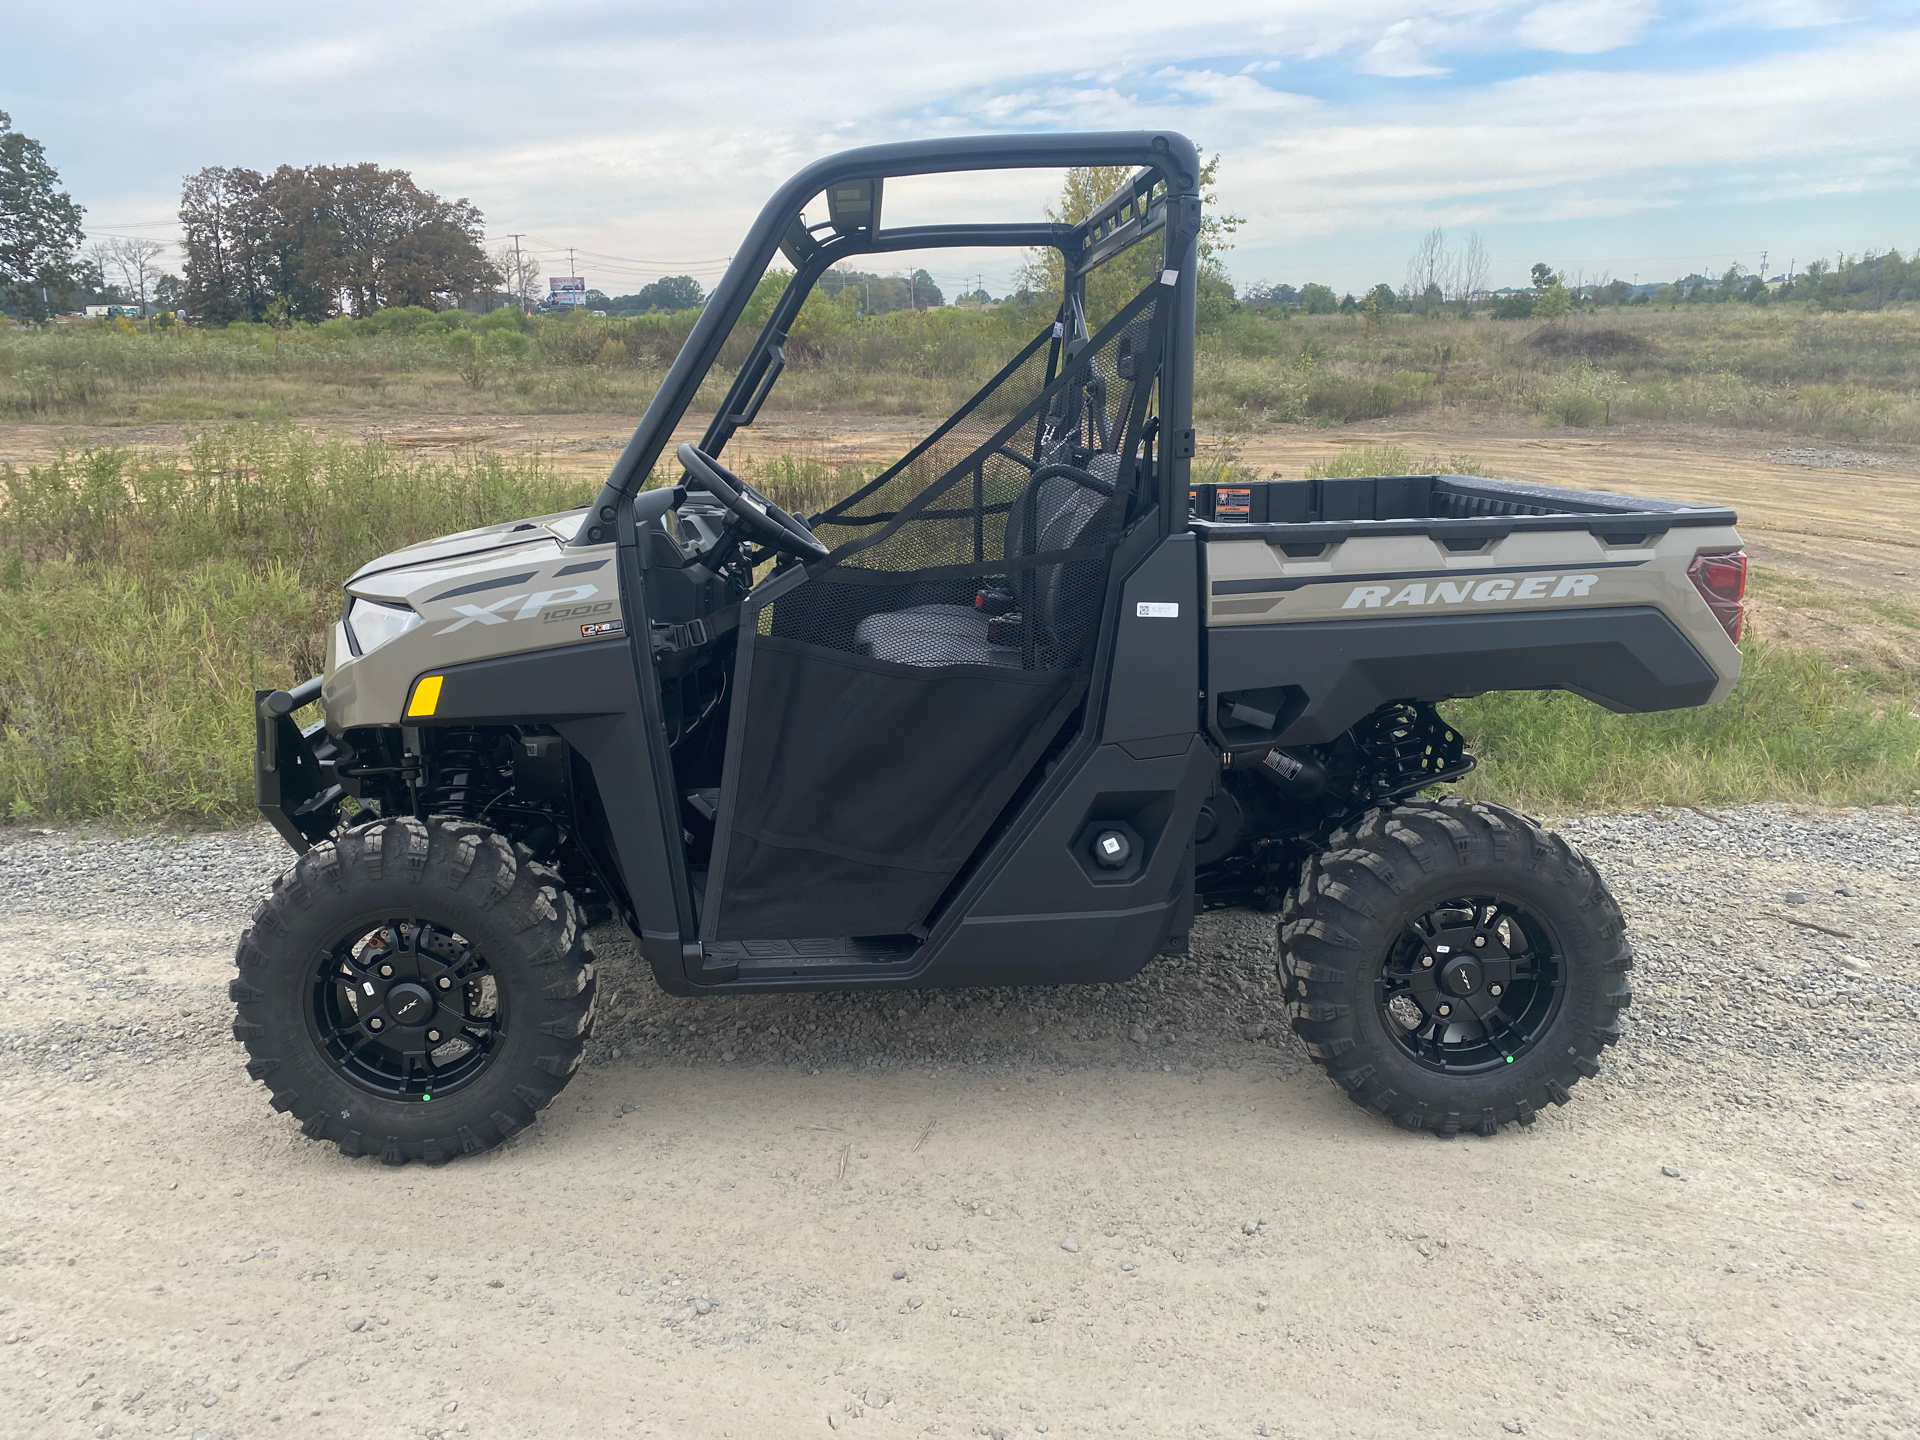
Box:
[233,132,1746,1164]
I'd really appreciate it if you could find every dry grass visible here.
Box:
[1,426,1915,823]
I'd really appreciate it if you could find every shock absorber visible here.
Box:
[424,729,505,817]
[1351,702,1472,799]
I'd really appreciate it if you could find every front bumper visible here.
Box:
[255,677,345,851]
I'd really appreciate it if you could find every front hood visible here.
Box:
[345,508,589,587]
[324,507,621,731]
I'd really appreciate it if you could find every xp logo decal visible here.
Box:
[1341,574,1598,610]
[435,584,600,634]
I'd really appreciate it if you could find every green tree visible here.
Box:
[0,110,86,320]
[1530,262,1561,291]
[179,162,498,323]
[627,274,705,312]
[908,267,943,308]
[1018,155,1241,326]
[1491,291,1535,320]
[1534,282,1572,320]
[1300,282,1338,315]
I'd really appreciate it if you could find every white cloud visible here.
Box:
[1358,20,1448,76]
[1216,27,1920,249]
[1516,0,1656,54]
[10,2,1919,297]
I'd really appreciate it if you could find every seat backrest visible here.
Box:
[1001,458,1120,664]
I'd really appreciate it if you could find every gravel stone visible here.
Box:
[865,1389,891,1408]
[7,807,1910,1091]
[345,1316,365,1332]
[1784,891,1810,905]
[1662,1166,1681,1178]
[1060,1237,1080,1253]
[1241,1220,1259,1235]
[892,1268,907,1281]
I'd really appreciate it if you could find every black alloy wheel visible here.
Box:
[1376,897,1564,1075]
[310,919,506,1101]
[1280,798,1632,1136]
[233,816,595,1166]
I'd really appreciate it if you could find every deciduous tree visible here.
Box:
[0,110,86,319]
[179,162,499,323]
[1019,156,1240,325]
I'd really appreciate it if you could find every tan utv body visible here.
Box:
[235,130,1748,1165]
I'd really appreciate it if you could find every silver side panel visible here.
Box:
[324,534,623,730]
[1203,523,1744,702]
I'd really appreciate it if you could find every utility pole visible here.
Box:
[506,233,527,312]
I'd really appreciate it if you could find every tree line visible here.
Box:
[5,108,1917,330]
[1241,225,1920,322]
[179,164,496,324]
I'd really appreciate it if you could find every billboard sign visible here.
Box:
[550,276,587,307]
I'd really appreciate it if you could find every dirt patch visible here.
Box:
[1526,326,1657,361]
[3,809,1918,1437]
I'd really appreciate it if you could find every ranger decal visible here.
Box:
[1340,574,1598,610]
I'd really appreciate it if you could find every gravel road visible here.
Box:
[2,806,1917,1439]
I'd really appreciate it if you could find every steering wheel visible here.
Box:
[677,443,832,563]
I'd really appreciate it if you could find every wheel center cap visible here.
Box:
[386,982,435,1026]
[1441,958,1483,996]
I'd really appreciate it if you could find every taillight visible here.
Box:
[1688,549,1747,643]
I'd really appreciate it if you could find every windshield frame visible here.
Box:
[580,131,1203,547]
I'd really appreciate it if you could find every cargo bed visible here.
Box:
[1190,474,1744,753]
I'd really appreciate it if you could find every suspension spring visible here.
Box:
[425,730,504,817]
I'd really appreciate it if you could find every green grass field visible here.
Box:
[1,427,1913,825]
[6,300,1918,442]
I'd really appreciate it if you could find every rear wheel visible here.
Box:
[231,817,595,1165]
[1279,798,1630,1136]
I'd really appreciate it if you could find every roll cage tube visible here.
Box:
[577,130,1204,545]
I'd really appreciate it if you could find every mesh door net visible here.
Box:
[703,285,1166,941]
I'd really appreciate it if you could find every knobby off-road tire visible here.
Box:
[1279,797,1630,1136]
[231,816,595,1166]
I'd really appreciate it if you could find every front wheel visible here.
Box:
[1280,798,1631,1136]
[231,817,596,1166]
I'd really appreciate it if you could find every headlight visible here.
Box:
[345,597,422,655]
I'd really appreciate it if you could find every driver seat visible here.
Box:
[853,455,1119,668]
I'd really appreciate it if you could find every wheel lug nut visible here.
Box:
[1490,984,1502,996]
[1473,936,1486,948]
[379,964,394,978]
[1437,1004,1452,1017]
[368,1017,384,1031]
[437,976,452,989]
[1420,955,1434,968]
[427,1030,441,1044]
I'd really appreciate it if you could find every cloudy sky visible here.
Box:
[6,1,1917,299]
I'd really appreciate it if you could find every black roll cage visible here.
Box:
[580,131,1204,545]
